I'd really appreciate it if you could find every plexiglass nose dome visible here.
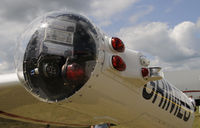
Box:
[15,11,100,102]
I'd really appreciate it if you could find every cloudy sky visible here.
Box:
[0,0,200,74]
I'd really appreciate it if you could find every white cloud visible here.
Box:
[129,5,154,23]
[197,18,200,28]
[0,0,198,73]
[90,0,138,19]
[0,61,14,74]
[0,18,25,74]
[170,21,200,56]
[0,19,24,38]
[0,0,139,73]
[117,20,200,71]
[99,20,112,27]
[90,0,139,25]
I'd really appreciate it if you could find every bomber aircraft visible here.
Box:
[0,10,196,128]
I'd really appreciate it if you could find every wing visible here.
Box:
[0,73,90,127]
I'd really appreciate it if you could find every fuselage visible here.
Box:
[0,11,196,128]
[0,71,195,128]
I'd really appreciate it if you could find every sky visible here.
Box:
[0,0,200,74]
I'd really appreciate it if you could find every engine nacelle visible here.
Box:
[15,10,162,103]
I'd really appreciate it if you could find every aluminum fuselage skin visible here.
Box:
[0,47,195,128]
